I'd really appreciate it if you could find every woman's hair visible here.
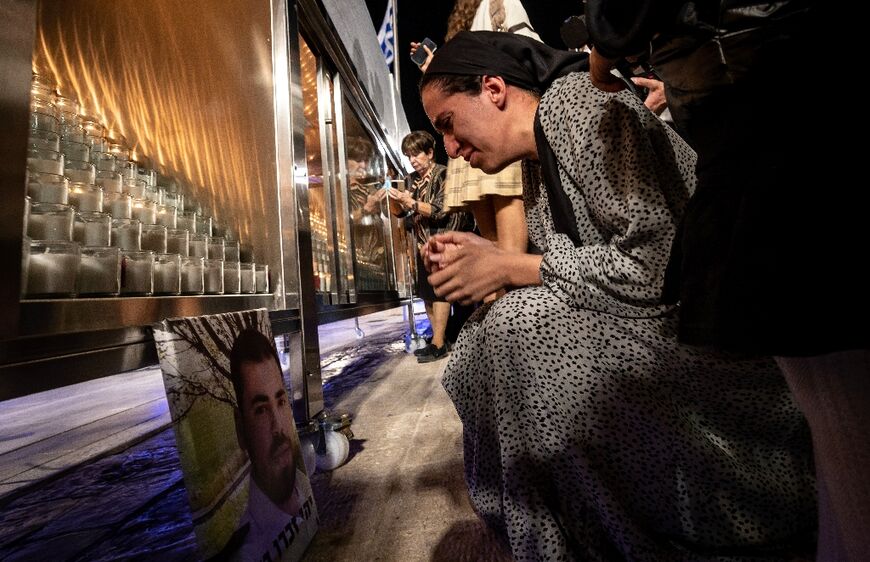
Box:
[346,136,374,162]
[445,0,482,41]
[419,73,483,97]
[401,130,436,156]
[445,0,506,40]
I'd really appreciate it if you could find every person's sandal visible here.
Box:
[417,345,447,363]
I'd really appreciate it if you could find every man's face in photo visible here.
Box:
[235,357,296,505]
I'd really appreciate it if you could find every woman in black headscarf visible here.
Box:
[420,31,815,561]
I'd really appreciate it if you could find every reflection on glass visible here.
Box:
[340,102,389,292]
[299,36,335,297]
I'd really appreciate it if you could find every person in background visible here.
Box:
[411,0,539,302]
[419,30,815,560]
[390,131,474,363]
[585,3,869,559]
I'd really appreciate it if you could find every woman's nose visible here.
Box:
[443,136,460,159]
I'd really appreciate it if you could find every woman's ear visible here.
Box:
[482,75,507,107]
[426,148,435,159]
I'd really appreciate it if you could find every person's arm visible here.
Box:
[426,231,542,304]
[536,77,696,312]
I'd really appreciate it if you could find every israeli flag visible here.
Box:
[377,0,395,69]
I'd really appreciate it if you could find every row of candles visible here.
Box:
[23,73,272,298]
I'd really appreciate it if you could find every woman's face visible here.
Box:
[422,82,508,174]
[406,149,434,174]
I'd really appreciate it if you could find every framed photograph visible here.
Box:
[154,309,317,561]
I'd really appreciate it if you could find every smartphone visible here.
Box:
[411,37,437,67]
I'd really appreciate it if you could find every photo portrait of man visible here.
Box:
[227,329,317,562]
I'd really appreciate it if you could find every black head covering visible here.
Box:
[426,31,588,92]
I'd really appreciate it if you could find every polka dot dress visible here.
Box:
[442,73,816,561]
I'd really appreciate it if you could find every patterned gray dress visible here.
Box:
[442,73,816,561]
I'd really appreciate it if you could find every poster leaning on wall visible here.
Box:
[153,308,317,562]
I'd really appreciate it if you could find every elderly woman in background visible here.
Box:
[389,131,474,363]
[420,31,815,561]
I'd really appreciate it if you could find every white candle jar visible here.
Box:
[181,256,205,295]
[163,191,183,211]
[223,261,241,294]
[121,250,154,295]
[207,236,225,260]
[93,151,116,172]
[21,236,31,295]
[61,141,90,163]
[255,264,269,293]
[27,147,64,175]
[195,214,212,237]
[27,172,69,204]
[64,160,96,184]
[132,198,157,225]
[28,203,74,241]
[178,210,197,233]
[69,182,103,212]
[141,224,168,253]
[156,204,177,228]
[154,253,181,295]
[167,228,189,257]
[74,212,112,246]
[224,240,240,262]
[240,244,254,263]
[138,168,157,187]
[144,185,162,204]
[189,233,208,258]
[96,170,123,194]
[118,160,138,182]
[111,218,141,250]
[28,129,60,152]
[125,178,147,199]
[29,107,59,134]
[78,246,121,296]
[105,191,133,219]
[240,262,255,294]
[204,258,224,294]
[25,240,80,298]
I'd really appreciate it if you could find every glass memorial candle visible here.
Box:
[105,191,132,218]
[96,170,123,193]
[195,214,212,237]
[61,141,90,163]
[125,178,147,199]
[181,256,204,295]
[178,210,197,232]
[240,262,255,294]
[141,224,168,253]
[156,204,177,228]
[25,240,80,298]
[224,240,240,262]
[78,246,121,296]
[132,198,157,224]
[255,264,269,293]
[111,218,141,250]
[204,258,224,294]
[29,129,60,152]
[69,182,103,212]
[27,173,69,204]
[144,185,162,204]
[223,261,241,294]
[121,250,154,295]
[154,253,181,295]
[207,236,225,260]
[167,228,189,256]
[74,212,112,246]
[23,196,31,236]
[28,202,74,240]
[93,151,116,172]
[163,191,183,212]
[189,233,207,258]
[27,147,64,175]
[64,160,96,184]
